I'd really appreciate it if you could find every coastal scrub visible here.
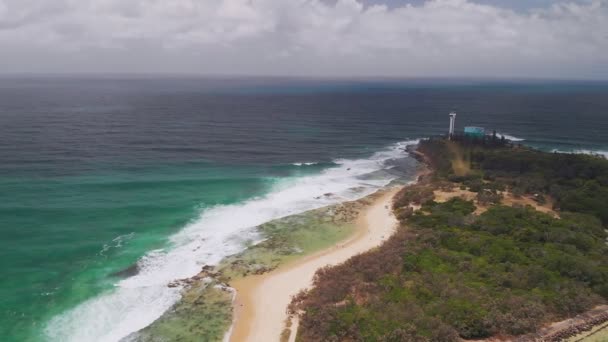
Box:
[292,138,608,341]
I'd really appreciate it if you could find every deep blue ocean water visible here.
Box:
[1,77,607,341]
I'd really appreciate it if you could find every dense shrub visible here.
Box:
[294,140,608,341]
[393,185,435,209]
[295,199,608,341]
[476,189,502,205]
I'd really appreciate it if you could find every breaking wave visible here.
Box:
[551,148,608,158]
[497,133,525,141]
[292,162,321,166]
[45,140,419,342]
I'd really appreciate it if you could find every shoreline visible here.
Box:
[228,187,401,342]
[124,178,415,342]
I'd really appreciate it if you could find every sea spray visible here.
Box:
[497,133,525,141]
[570,149,608,158]
[291,162,321,166]
[45,140,419,342]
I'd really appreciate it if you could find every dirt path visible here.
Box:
[446,141,470,176]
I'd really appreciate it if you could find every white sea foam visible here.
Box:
[497,133,525,141]
[45,140,419,342]
[551,148,608,158]
[99,233,135,256]
[573,149,608,158]
[292,161,320,166]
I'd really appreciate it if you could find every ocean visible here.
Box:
[1,76,607,341]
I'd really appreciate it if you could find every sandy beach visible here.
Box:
[229,188,400,342]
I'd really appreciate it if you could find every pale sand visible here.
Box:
[229,188,400,342]
[434,187,558,217]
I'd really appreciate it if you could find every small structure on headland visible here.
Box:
[448,111,457,139]
[464,126,485,138]
[444,112,511,147]
[447,112,486,139]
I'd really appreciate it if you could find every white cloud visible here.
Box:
[0,0,606,78]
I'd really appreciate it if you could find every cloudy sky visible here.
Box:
[1,0,607,79]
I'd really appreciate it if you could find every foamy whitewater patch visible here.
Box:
[497,133,525,141]
[551,148,608,158]
[45,140,419,342]
[292,162,320,166]
[99,233,135,257]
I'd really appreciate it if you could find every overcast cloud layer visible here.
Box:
[0,0,607,78]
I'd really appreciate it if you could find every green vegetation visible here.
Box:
[293,139,608,341]
[419,138,608,224]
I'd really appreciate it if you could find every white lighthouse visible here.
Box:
[448,111,457,139]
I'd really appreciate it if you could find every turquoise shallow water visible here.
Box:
[1,77,607,341]
[0,163,280,340]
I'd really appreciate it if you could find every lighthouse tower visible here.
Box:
[448,111,457,139]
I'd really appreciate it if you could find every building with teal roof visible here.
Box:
[464,126,485,138]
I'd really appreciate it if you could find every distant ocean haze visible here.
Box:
[0,77,607,341]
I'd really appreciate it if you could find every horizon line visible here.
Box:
[1,72,607,83]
